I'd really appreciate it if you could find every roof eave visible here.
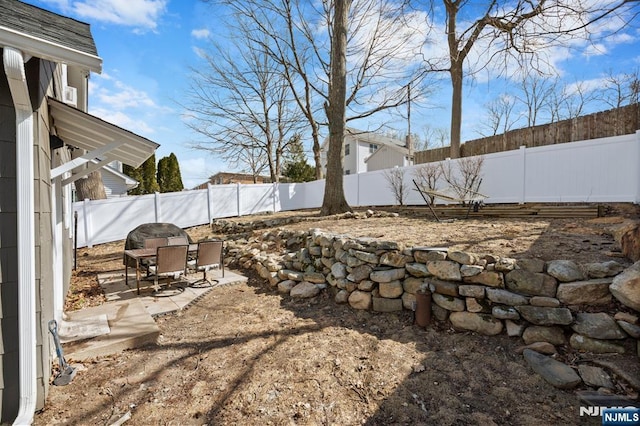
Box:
[0,26,102,74]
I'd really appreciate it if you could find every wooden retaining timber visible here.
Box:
[404,203,602,219]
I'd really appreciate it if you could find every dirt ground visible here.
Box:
[35,205,640,425]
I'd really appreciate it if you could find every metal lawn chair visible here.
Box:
[167,235,189,245]
[148,244,189,296]
[142,237,169,276]
[188,240,224,288]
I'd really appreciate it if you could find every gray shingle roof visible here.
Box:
[0,0,97,56]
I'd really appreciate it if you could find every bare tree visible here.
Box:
[546,84,571,124]
[413,163,442,204]
[417,124,449,150]
[480,94,518,138]
[439,156,484,204]
[184,29,303,182]
[541,78,599,127]
[517,72,558,128]
[384,167,410,206]
[322,0,352,214]
[213,0,430,212]
[600,68,640,108]
[563,80,598,120]
[418,0,640,159]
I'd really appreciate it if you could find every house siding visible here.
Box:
[1,1,100,420]
[366,146,412,172]
[101,170,128,197]
[0,48,20,422]
[33,58,60,411]
[354,140,372,173]
[0,54,63,421]
[321,131,409,176]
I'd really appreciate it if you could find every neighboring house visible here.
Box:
[192,172,271,189]
[0,1,158,423]
[320,128,413,175]
[364,143,413,172]
[96,161,138,198]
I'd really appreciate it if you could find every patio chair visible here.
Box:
[144,237,169,248]
[148,244,189,296]
[188,240,224,288]
[142,237,169,276]
[167,235,189,245]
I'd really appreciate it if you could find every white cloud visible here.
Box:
[583,43,608,57]
[90,74,162,110]
[88,73,168,137]
[564,77,605,95]
[607,33,635,45]
[191,28,210,39]
[40,0,168,31]
[90,107,155,135]
[192,46,207,60]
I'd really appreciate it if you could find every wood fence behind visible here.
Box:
[415,103,640,163]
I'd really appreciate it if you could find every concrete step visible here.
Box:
[62,298,160,361]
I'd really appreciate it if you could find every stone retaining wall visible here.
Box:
[223,224,640,391]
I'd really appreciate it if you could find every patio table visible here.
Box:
[124,244,198,294]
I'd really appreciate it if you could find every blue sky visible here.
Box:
[21,0,640,189]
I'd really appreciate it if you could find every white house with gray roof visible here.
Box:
[320,128,413,176]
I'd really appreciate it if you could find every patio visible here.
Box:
[59,269,247,361]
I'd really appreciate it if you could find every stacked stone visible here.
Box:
[211,209,400,235]
[224,228,640,389]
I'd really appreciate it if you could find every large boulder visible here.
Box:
[609,261,640,311]
[523,349,582,389]
[125,223,192,250]
[620,222,640,261]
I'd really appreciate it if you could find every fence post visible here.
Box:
[519,146,527,204]
[82,198,92,248]
[236,183,241,217]
[357,173,361,207]
[154,192,161,222]
[207,183,213,224]
[636,130,640,204]
[272,182,277,213]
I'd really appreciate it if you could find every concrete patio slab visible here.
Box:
[62,298,160,361]
[60,270,248,361]
[98,270,247,317]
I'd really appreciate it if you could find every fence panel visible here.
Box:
[158,190,209,227]
[274,180,328,211]
[523,134,638,202]
[75,194,157,247]
[302,180,325,209]
[476,150,525,204]
[239,184,276,215]
[357,169,397,206]
[209,184,241,218]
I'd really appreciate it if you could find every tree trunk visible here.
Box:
[75,170,107,200]
[321,0,352,216]
[449,61,463,159]
[311,123,322,180]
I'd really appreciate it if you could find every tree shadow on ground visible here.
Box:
[239,273,603,426]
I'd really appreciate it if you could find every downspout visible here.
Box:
[4,47,37,425]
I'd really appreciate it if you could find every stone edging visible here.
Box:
[222,225,640,394]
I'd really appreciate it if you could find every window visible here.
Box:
[369,143,378,153]
[345,170,351,175]
[345,143,350,156]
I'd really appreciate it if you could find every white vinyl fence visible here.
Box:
[74,131,640,247]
